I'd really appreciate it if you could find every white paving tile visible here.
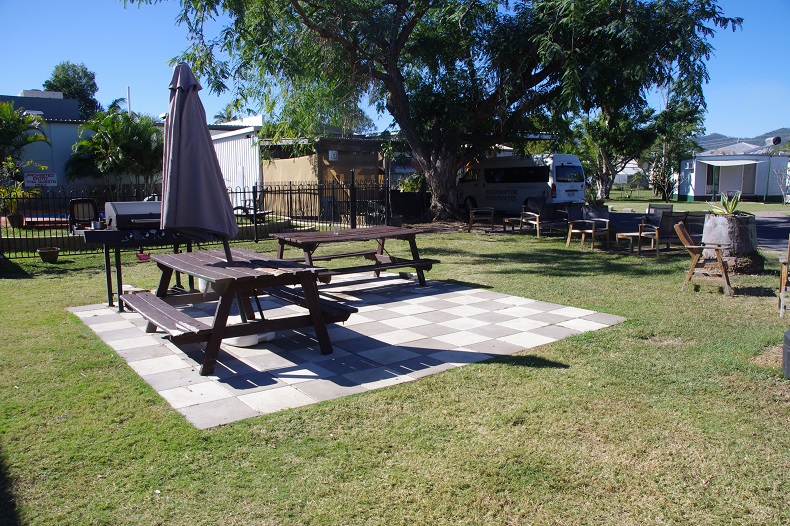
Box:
[379,316,433,329]
[158,382,234,409]
[435,331,492,347]
[389,304,436,315]
[375,329,426,345]
[557,318,609,332]
[495,306,545,318]
[127,354,193,376]
[442,305,490,318]
[239,386,316,413]
[108,335,166,351]
[550,306,597,318]
[495,318,550,331]
[498,332,557,349]
[438,317,491,330]
[90,320,138,333]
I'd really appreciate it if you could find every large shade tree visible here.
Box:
[131,0,739,218]
[43,61,103,120]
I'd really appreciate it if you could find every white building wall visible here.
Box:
[211,127,261,195]
[679,154,789,201]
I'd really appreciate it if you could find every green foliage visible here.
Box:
[66,111,164,193]
[130,0,740,218]
[0,101,49,180]
[399,172,425,192]
[43,61,103,119]
[0,178,39,215]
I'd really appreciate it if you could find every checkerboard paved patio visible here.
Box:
[69,273,625,429]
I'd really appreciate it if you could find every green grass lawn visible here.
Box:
[1,232,789,525]
[606,195,790,215]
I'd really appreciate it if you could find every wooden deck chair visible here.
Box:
[779,234,790,317]
[674,221,732,296]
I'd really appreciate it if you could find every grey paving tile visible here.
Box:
[97,327,148,342]
[358,345,422,365]
[244,350,305,372]
[468,323,522,339]
[523,301,567,312]
[343,321,394,337]
[142,367,209,391]
[179,397,261,429]
[412,310,460,324]
[217,371,282,395]
[116,344,175,362]
[313,354,381,375]
[525,312,574,324]
[336,335,391,353]
[581,312,627,325]
[407,323,460,338]
[530,325,582,340]
[80,313,125,326]
[294,376,368,401]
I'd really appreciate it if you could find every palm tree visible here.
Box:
[214,103,240,124]
[66,111,163,194]
[0,101,50,182]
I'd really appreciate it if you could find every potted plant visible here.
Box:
[0,181,39,228]
[702,191,763,273]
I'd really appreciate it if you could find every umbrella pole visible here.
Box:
[222,237,234,264]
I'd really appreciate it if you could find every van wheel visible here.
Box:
[463,198,477,213]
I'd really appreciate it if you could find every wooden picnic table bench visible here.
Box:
[120,248,357,375]
[271,226,439,286]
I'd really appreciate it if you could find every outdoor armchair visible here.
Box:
[566,205,610,249]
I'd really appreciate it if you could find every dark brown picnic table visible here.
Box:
[270,226,439,286]
[120,248,356,375]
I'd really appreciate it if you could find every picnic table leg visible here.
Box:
[102,246,114,309]
[299,274,333,355]
[374,238,386,277]
[114,248,124,312]
[276,240,285,259]
[408,237,428,286]
[200,285,236,376]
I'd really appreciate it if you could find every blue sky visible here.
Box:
[0,0,786,138]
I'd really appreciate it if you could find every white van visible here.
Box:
[457,153,585,214]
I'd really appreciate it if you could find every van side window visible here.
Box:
[460,169,479,182]
[484,166,549,184]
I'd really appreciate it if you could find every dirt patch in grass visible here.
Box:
[751,345,783,368]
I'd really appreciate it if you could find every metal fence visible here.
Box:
[1,182,428,258]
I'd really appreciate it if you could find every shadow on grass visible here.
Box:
[733,286,777,298]
[0,452,20,526]
[428,241,684,279]
[0,260,32,279]
[490,354,570,369]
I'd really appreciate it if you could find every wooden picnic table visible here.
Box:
[120,248,356,376]
[271,226,439,286]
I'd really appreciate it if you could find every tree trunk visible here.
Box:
[426,160,460,220]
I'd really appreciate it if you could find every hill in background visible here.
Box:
[695,128,790,152]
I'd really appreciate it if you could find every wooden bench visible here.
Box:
[260,287,358,322]
[317,257,440,282]
[121,291,213,341]
[281,249,378,263]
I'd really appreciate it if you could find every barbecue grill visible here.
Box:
[83,201,191,311]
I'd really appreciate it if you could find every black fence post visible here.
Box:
[251,185,259,243]
[349,169,357,229]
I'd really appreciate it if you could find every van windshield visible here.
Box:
[555,165,585,183]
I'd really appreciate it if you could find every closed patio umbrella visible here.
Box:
[161,63,238,261]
